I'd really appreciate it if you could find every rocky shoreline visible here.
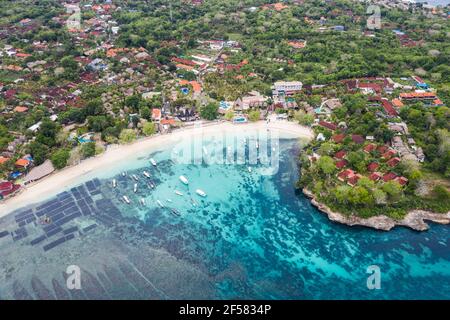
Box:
[303,188,450,231]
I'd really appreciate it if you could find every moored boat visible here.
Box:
[175,190,183,196]
[134,183,138,193]
[150,158,157,166]
[156,200,165,208]
[132,174,139,181]
[112,179,117,188]
[123,196,131,204]
[196,189,207,197]
[179,175,189,185]
[143,171,151,178]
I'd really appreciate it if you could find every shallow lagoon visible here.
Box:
[0,129,449,299]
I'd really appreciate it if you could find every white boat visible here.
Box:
[156,200,165,208]
[175,190,183,196]
[148,182,155,189]
[203,146,208,155]
[122,171,127,177]
[132,174,139,181]
[134,183,138,193]
[143,171,151,178]
[123,196,130,204]
[166,199,173,203]
[179,175,189,185]
[248,167,252,173]
[140,198,146,206]
[150,158,157,166]
[196,189,207,197]
[112,179,117,188]
[256,141,259,149]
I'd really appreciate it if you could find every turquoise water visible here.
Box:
[0,129,449,300]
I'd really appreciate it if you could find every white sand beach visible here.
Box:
[0,121,313,217]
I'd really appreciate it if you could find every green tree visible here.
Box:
[142,122,157,136]
[224,110,234,121]
[81,142,96,159]
[140,106,151,120]
[382,181,403,200]
[317,155,336,176]
[248,110,261,122]
[119,129,136,144]
[200,103,219,120]
[51,149,70,169]
[348,186,372,205]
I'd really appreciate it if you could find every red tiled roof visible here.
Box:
[14,106,29,113]
[319,121,337,131]
[0,183,20,197]
[377,145,388,154]
[161,118,176,125]
[395,176,408,186]
[381,99,398,116]
[335,159,348,169]
[358,82,382,93]
[387,157,401,167]
[351,134,364,144]
[364,143,377,153]
[347,174,361,186]
[0,156,10,165]
[400,92,436,99]
[0,181,13,192]
[152,108,161,120]
[383,172,397,182]
[332,134,346,143]
[171,57,197,67]
[382,149,397,160]
[392,98,404,108]
[369,172,382,181]
[337,169,355,181]
[367,162,379,172]
[334,150,347,159]
[15,158,30,167]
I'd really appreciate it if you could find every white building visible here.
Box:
[272,81,303,96]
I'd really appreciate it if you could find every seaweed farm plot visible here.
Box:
[0,178,117,253]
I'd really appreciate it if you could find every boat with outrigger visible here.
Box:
[134,183,138,193]
[171,208,181,216]
[148,181,155,189]
[132,174,139,181]
[143,171,151,178]
[123,195,131,204]
[196,189,207,197]
[174,190,183,196]
[156,200,165,208]
[179,175,189,185]
[112,179,117,188]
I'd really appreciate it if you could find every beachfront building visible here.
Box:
[272,81,303,97]
[234,91,268,111]
[0,181,21,200]
[23,159,55,185]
